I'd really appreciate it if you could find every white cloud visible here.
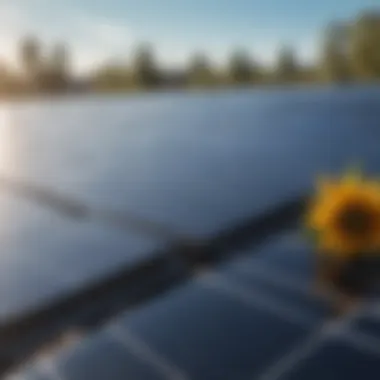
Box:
[67,14,136,75]
[89,23,133,49]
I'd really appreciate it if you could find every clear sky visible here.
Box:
[0,0,378,74]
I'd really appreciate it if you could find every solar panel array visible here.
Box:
[6,89,380,238]
[6,232,380,380]
[2,87,380,378]
[0,191,166,322]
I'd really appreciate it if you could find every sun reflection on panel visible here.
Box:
[0,105,16,175]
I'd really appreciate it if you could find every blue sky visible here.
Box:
[0,0,378,74]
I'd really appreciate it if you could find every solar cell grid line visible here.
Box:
[371,304,380,316]
[107,324,190,380]
[32,358,64,380]
[342,328,380,357]
[354,301,380,318]
[198,272,313,327]
[255,301,372,380]
[367,306,380,318]
[233,260,342,303]
[233,260,317,296]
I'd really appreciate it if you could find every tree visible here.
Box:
[350,12,380,80]
[0,62,12,94]
[228,48,255,84]
[92,62,134,91]
[19,36,42,87]
[131,43,161,88]
[275,45,299,83]
[51,43,69,76]
[320,22,351,83]
[46,42,71,91]
[187,52,218,87]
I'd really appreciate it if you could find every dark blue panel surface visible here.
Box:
[0,192,162,321]
[212,232,334,322]
[279,340,380,380]
[115,280,310,380]
[354,316,380,340]
[5,88,380,237]
[217,263,331,322]
[51,331,166,380]
[234,233,316,281]
[5,332,166,380]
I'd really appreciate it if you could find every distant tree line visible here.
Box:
[0,36,71,95]
[0,9,379,96]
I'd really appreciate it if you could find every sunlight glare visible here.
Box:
[0,105,15,175]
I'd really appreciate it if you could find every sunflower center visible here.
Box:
[336,203,375,237]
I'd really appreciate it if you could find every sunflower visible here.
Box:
[307,170,380,258]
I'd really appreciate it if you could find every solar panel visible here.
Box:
[53,330,168,380]
[0,191,164,322]
[10,319,380,380]
[9,281,311,380]
[7,224,380,380]
[353,315,380,340]
[5,89,380,379]
[2,229,329,380]
[114,282,312,379]
[274,339,380,380]
[228,232,318,281]
[6,90,380,239]
[215,264,330,322]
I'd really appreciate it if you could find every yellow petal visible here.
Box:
[308,167,380,257]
